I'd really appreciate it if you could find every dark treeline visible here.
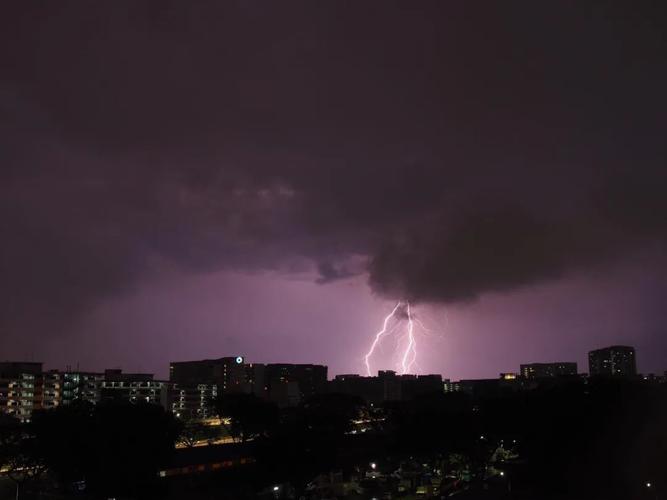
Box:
[385,379,667,499]
[172,380,667,499]
[0,401,180,499]
[1,379,666,499]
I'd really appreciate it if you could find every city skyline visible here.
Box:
[0,343,646,424]
[2,342,650,382]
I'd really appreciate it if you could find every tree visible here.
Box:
[0,413,19,470]
[0,416,46,500]
[300,392,364,436]
[214,393,278,442]
[32,401,180,498]
[258,393,366,489]
[30,400,94,486]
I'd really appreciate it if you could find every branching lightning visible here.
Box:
[364,302,402,376]
[400,302,416,374]
[364,301,440,376]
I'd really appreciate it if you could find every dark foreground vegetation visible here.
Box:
[1,378,665,499]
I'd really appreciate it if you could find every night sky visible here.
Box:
[2,1,666,379]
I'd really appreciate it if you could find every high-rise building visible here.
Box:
[169,383,218,419]
[379,371,402,401]
[329,374,386,405]
[101,369,168,406]
[169,357,248,393]
[245,363,267,398]
[588,346,637,378]
[0,362,42,421]
[37,370,62,410]
[399,374,443,400]
[61,371,104,405]
[168,357,249,417]
[520,362,578,379]
[328,371,442,404]
[3,362,177,418]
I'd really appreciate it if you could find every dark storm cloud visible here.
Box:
[1,1,667,338]
[369,190,667,303]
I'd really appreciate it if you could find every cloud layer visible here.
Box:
[1,1,666,341]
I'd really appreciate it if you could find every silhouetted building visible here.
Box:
[588,346,637,378]
[269,380,302,407]
[379,371,402,401]
[458,375,522,398]
[328,371,443,403]
[520,362,578,379]
[458,379,499,398]
[400,374,443,400]
[245,363,267,398]
[169,356,247,393]
[329,374,387,405]
[265,363,328,407]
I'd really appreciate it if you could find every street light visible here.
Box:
[499,471,511,492]
[370,462,377,470]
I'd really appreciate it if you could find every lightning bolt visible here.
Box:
[364,301,402,376]
[400,302,417,375]
[364,301,440,376]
